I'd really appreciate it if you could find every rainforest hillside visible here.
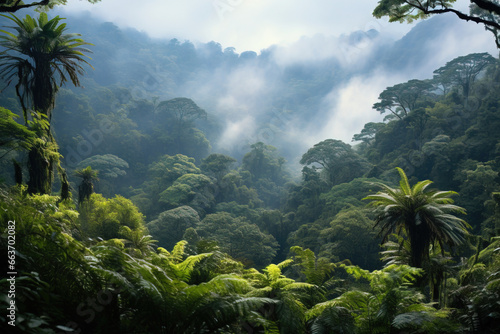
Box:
[0,2,499,334]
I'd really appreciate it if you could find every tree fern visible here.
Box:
[290,246,334,285]
[309,306,355,334]
[364,167,470,269]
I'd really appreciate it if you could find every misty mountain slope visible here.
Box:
[375,15,451,73]
[374,15,494,76]
[0,10,495,164]
[58,12,492,156]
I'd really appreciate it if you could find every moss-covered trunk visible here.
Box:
[27,137,55,195]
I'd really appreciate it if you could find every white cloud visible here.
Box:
[303,72,402,146]
[271,30,391,68]
[217,115,257,151]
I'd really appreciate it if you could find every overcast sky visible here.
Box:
[60,0,439,52]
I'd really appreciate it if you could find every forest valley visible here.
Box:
[1,3,500,334]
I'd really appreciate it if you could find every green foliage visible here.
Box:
[2,9,500,332]
[449,238,500,333]
[372,0,451,23]
[0,107,35,151]
[456,161,499,230]
[380,234,413,266]
[300,139,370,186]
[245,260,321,333]
[352,121,386,144]
[308,264,458,333]
[285,166,328,228]
[373,79,433,120]
[155,97,207,128]
[0,12,92,196]
[0,186,281,333]
[146,205,200,250]
[76,154,128,179]
[78,193,145,240]
[240,142,290,208]
[153,240,212,282]
[242,142,283,181]
[319,207,381,270]
[483,192,500,238]
[200,153,236,180]
[197,212,279,267]
[149,154,200,188]
[433,53,495,102]
[320,177,380,219]
[286,178,382,268]
[0,187,101,332]
[217,171,264,207]
[118,225,157,257]
[130,154,202,217]
[290,246,334,285]
[153,98,211,160]
[308,305,356,334]
[372,1,500,47]
[159,173,215,214]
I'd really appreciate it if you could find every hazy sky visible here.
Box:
[61,0,416,52]
[61,0,477,52]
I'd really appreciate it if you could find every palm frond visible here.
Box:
[396,167,412,195]
[412,179,433,195]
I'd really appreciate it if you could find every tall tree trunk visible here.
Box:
[27,140,54,195]
[13,159,23,185]
[78,177,95,204]
[60,171,71,201]
[26,65,57,195]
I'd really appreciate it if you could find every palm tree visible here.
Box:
[118,225,158,257]
[0,13,92,194]
[0,12,92,121]
[75,166,98,204]
[364,167,470,269]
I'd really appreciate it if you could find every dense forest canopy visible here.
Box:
[0,2,500,333]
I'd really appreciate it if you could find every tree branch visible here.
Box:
[471,0,500,16]
[416,4,500,31]
[0,0,50,13]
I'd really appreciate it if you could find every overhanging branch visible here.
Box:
[409,1,500,30]
[471,0,500,16]
[0,0,50,13]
